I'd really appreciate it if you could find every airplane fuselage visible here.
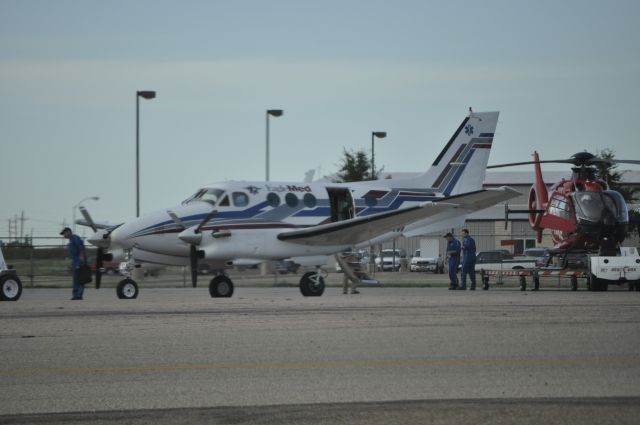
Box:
[108,179,444,265]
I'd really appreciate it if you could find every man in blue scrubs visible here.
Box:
[444,232,461,290]
[460,229,477,290]
[61,227,87,300]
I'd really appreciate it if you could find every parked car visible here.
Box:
[475,250,536,271]
[336,249,369,273]
[87,257,121,275]
[375,248,406,271]
[409,249,444,273]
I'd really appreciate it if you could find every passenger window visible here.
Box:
[218,195,230,207]
[267,192,280,207]
[303,193,317,208]
[285,193,298,207]
[232,192,249,207]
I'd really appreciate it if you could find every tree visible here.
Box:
[595,148,639,202]
[335,148,373,182]
[595,148,640,237]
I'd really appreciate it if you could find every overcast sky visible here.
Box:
[1,0,639,240]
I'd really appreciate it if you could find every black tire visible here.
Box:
[0,273,22,301]
[299,271,325,297]
[209,275,234,298]
[116,278,139,299]
[589,274,608,292]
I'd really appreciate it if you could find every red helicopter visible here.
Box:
[489,151,640,256]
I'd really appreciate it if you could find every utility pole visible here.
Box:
[8,219,12,242]
[19,210,26,243]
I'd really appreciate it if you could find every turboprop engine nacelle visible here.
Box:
[88,229,111,249]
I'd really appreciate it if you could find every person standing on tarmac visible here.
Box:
[444,232,461,290]
[60,227,87,300]
[460,228,477,290]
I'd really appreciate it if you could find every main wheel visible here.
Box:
[0,273,22,301]
[209,275,234,298]
[116,278,139,299]
[299,271,325,297]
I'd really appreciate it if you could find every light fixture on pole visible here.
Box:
[72,196,99,233]
[136,90,156,217]
[371,131,387,180]
[266,109,283,181]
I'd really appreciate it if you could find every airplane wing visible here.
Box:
[402,186,521,237]
[278,186,521,247]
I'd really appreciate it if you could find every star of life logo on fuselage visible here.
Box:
[464,124,474,136]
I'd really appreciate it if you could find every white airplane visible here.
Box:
[79,110,520,299]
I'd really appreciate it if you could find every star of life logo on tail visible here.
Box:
[464,124,474,136]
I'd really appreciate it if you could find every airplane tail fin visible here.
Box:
[402,110,499,196]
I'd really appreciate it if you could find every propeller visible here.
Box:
[170,209,218,288]
[78,206,107,289]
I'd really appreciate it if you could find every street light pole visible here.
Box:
[72,196,99,233]
[266,109,283,182]
[136,90,156,217]
[371,131,387,180]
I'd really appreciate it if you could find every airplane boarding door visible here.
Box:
[326,188,355,222]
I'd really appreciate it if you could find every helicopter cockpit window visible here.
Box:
[572,192,619,222]
[183,188,226,206]
[548,194,572,219]
[604,190,629,223]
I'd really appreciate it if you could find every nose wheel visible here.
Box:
[117,278,139,299]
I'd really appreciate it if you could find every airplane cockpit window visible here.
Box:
[232,192,249,207]
[218,195,230,207]
[183,188,226,206]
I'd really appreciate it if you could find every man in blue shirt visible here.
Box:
[61,227,87,300]
[444,232,461,290]
[460,228,477,290]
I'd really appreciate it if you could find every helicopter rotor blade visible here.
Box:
[487,160,574,169]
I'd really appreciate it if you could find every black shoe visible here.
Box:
[459,286,467,290]
[448,286,457,290]
[71,297,83,300]
[470,287,476,291]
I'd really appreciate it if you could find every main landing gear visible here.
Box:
[209,274,234,298]
[299,268,326,297]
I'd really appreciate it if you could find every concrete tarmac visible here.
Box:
[1,287,640,423]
